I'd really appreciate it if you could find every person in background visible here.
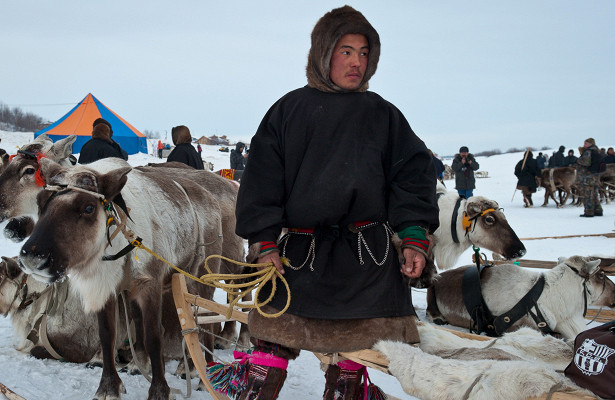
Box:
[604,147,615,164]
[430,149,445,184]
[230,142,246,171]
[548,145,566,168]
[197,143,203,159]
[451,145,479,198]
[514,150,541,208]
[564,149,578,166]
[536,152,547,170]
[166,125,204,169]
[577,138,603,217]
[157,139,164,159]
[234,6,439,399]
[78,118,128,164]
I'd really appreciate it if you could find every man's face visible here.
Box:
[329,34,369,90]
[460,152,468,158]
[608,148,614,155]
[584,141,592,148]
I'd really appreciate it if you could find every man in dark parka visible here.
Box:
[514,150,541,207]
[166,125,204,170]
[234,6,439,399]
[78,118,128,164]
[451,145,479,198]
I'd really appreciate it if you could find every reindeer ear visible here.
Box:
[557,256,567,264]
[583,258,601,276]
[465,201,482,218]
[39,157,66,184]
[47,135,77,161]
[32,133,50,145]
[1,256,22,280]
[98,167,132,201]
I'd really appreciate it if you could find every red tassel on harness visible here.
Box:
[34,153,46,187]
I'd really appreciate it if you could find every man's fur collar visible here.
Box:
[306,5,380,93]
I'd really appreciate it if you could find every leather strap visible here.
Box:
[451,197,463,244]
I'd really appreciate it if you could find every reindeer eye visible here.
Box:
[485,215,495,224]
[84,205,95,214]
[24,167,36,175]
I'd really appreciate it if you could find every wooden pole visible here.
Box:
[512,147,531,202]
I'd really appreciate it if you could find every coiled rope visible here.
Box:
[130,239,290,319]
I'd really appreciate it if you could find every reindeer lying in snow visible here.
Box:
[433,181,526,269]
[18,157,228,400]
[426,255,615,340]
[375,323,593,400]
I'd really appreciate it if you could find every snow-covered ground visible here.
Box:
[0,130,613,399]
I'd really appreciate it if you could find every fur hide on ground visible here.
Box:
[375,339,592,400]
[417,322,573,370]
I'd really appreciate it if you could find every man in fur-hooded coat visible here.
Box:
[166,125,204,169]
[78,118,128,164]
[234,6,439,399]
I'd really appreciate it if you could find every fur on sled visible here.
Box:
[375,338,592,400]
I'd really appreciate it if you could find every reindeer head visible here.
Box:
[0,135,76,224]
[18,158,131,284]
[561,255,615,308]
[464,196,526,260]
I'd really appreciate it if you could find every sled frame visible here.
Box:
[171,273,597,400]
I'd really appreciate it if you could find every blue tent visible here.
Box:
[35,93,147,155]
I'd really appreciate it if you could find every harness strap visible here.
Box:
[102,237,142,261]
[493,275,555,335]
[462,264,497,336]
[451,197,463,244]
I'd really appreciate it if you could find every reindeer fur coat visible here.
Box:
[236,6,439,350]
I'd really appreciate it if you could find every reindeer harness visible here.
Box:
[450,196,497,244]
[462,254,602,337]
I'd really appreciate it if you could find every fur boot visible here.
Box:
[238,363,287,400]
[323,363,364,400]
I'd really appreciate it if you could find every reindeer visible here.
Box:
[0,137,247,352]
[426,256,615,340]
[538,166,577,207]
[0,134,77,241]
[433,182,526,270]
[18,157,227,399]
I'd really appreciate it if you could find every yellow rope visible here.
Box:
[130,239,290,319]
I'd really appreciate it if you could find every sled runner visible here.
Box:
[171,273,599,400]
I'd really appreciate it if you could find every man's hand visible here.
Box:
[401,247,426,278]
[257,252,285,275]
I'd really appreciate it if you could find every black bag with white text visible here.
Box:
[564,320,615,399]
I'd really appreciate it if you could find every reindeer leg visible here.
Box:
[93,298,125,400]
[137,285,171,400]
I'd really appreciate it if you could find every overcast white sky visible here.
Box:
[2,1,614,156]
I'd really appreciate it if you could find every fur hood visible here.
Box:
[171,125,192,145]
[91,123,112,143]
[306,5,380,93]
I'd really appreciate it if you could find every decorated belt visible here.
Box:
[288,221,379,235]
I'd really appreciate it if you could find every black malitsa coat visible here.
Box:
[235,86,439,320]
[515,155,541,192]
[167,143,204,170]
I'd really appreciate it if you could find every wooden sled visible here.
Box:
[171,273,597,400]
